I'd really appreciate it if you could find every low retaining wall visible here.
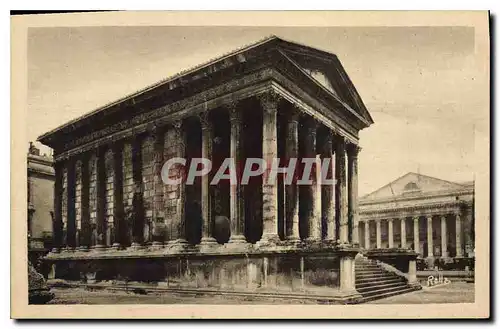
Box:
[44,242,361,303]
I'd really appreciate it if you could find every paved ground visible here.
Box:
[48,281,474,305]
[47,288,305,304]
[368,281,475,304]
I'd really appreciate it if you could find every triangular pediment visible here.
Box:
[361,172,468,201]
[275,41,373,125]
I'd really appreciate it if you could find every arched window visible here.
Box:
[403,182,421,194]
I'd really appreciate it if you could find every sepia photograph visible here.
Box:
[11,11,490,318]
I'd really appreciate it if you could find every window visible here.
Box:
[403,182,421,194]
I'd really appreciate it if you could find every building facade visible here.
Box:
[27,143,55,265]
[35,36,421,302]
[359,172,475,262]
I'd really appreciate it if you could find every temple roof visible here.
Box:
[360,172,474,202]
[38,35,373,148]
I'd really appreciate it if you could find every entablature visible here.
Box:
[50,67,362,162]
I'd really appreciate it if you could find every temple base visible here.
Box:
[44,243,363,304]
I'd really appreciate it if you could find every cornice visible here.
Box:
[359,200,473,220]
[359,188,474,206]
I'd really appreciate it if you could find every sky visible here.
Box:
[27,26,485,196]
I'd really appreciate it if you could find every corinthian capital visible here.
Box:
[197,112,211,130]
[225,100,241,122]
[258,90,280,113]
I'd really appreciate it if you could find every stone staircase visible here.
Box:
[355,256,419,303]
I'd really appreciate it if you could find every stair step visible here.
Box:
[356,273,398,280]
[355,267,380,270]
[360,287,417,303]
[357,281,407,293]
[354,256,419,303]
[359,284,411,297]
[356,277,404,287]
[356,268,387,273]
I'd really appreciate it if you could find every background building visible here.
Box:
[27,142,55,265]
[359,172,475,262]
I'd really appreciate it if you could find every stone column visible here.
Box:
[400,217,407,249]
[171,122,188,246]
[259,91,280,244]
[285,106,300,241]
[335,136,348,243]
[228,103,246,243]
[321,130,335,241]
[130,137,145,248]
[66,160,77,250]
[51,162,64,253]
[302,116,320,241]
[347,144,360,245]
[199,114,217,246]
[151,127,165,247]
[427,215,433,257]
[376,220,381,248]
[455,211,463,257]
[464,207,473,257]
[61,166,68,249]
[104,148,115,247]
[94,148,107,250]
[413,216,420,255]
[79,154,91,250]
[112,144,124,249]
[121,141,134,247]
[441,215,448,257]
[364,220,370,249]
[388,218,394,248]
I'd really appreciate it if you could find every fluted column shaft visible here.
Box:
[388,218,394,248]
[347,144,360,245]
[150,127,165,246]
[364,221,370,249]
[302,117,320,240]
[131,137,145,247]
[285,107,300,241]
[65,160,77,249]
[79,155,91,250]
[112,144,124,248]
[171,122,188,244]
[200,115,217,245]
[94,148,107,249]
[335,136,348,243]
[259,91,280,243]
[441,215,448,257]
[400,218,407,249]
[427,215,433,257]
[321,130,335,241]
[228,103,246,243]
[376,220,381,248]
[413,216,420,254]
[455,212,463,257]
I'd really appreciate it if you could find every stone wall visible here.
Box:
[47,251,341,294]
